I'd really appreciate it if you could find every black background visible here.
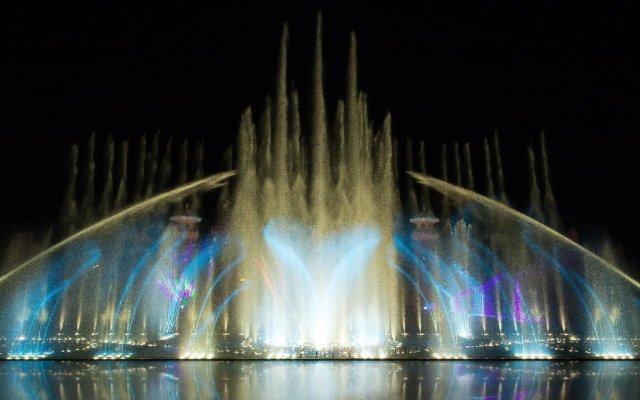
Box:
[1,2,639,267]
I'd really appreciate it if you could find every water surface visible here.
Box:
[1,360,639,399]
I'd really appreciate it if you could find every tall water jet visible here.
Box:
[259,97,272,181]
[453,142,462,187]
[133,134,147,203]
[217,147,233,214]
[440,143,449,183]
[97,135,115,218]
[493,132,509,205]
[144,132,160,199]
[157,135,173,193]
[230,109,259,333]
[345,32,359,203]
[378,114,396,222]
[540,132,562,231]
[417,140,431,213]
[537,132,566,333]
[392,137,399,183]
[290,88,309,220]
[113,141,129,212]
[440,143,451,223]
[288,87,302,181]
[405,138,418,214]
[527,144,543,222]
[310,15,330,231]
[189,141,204,213]
[178,140,189,186]
[58,144,79,238]
[483,138,496,200]
[330,99,343,182]
[273,24,289,213]
[80,133,96,226]
[463,142,474,191]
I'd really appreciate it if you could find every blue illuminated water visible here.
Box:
[1,360,638,399]
[2,182,640,360]
[2,17,640,361]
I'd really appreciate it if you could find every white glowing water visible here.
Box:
[227,15,399,348]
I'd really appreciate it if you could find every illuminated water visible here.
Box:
[1,360,638,399]
[1,16,639,360]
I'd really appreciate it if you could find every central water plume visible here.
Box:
[259,220,382,348]
[228,16,400,349]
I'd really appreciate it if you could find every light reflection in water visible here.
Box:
[0,361,638,399]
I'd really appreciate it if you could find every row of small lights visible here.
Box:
[594,354,635,360]
[432,354,469,360]
[93,352,133,360]
[5,351,637,360]
[6,353,51,360]
[180,352,216,359]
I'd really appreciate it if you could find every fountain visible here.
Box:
[0,16,638,360]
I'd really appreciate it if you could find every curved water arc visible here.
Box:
[192,248,245,340]
[204,281,253,347]
[122,234,189,348]
[394,236,458,347]
[108,234,169,340]
[19,247,101,354]
[387,255,439,335]
[409,171,640,290]
[0,171,235,285]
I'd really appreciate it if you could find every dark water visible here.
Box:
[0,360,638,399]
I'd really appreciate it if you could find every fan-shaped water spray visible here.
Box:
[1,17,638,360]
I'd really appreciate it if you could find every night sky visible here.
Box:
[1,3,639,267]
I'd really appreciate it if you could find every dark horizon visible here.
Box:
[1,3,639,267]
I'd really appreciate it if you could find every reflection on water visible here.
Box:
[0,360,638,399]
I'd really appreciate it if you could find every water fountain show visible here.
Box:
[1,16,639,361]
